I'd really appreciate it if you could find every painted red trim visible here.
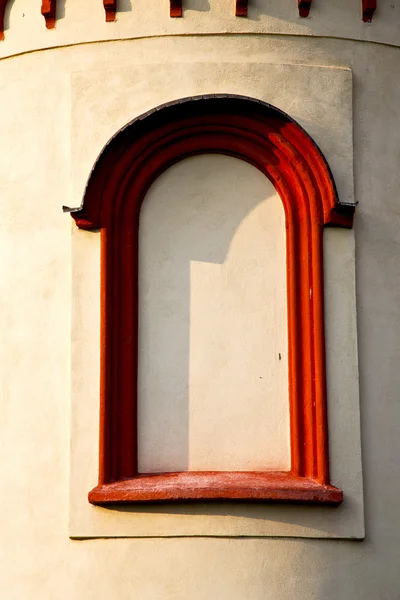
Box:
[41,0,56,29]
[235,0,248,17]
[89,472,343,504]
[170,0,183,18]
[73,95,353,505]
[298,0,312,18]
[362,0,376,22]
[0,0,10,40]
[104,0,117,22]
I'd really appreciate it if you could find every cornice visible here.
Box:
[0,0,380,40]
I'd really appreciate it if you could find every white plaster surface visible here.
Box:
[138,155,290,473]
[1,29,400,600]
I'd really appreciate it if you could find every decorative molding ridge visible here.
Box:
[104,0,117,22]
[41,0,56,29]
[298,0,312,18]
[362,0,376,22]
[0,0,10,40]
[170,0,183,17]
[235,0,248,17]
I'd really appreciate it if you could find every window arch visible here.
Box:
[72,95,354,505]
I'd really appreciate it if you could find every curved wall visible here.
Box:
[1,1,400,598]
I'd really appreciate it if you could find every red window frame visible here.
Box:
[71,95,354,505]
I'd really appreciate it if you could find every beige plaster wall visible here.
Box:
[0,15,399,600]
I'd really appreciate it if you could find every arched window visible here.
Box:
[72,95,354,505]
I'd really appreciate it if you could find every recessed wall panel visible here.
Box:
[138,155,290,473]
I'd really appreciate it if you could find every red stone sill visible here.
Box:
[89,471,343,505]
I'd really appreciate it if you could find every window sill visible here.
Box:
[88,472,343,505]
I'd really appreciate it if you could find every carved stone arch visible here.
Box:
[72,94,354,505]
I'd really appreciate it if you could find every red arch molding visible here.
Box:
[70,94,354,505]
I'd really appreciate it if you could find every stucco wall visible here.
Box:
[1,2,400,598]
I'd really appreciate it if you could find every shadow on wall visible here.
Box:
[183,0,362,25]
[4,0,16,31]
[137,154,290,476]
[57,0,67,20]
[4,0,67,30]
[186,0,211,11]
[245,0,313,21]
[103,495,356,538]
[118,0,133,13]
